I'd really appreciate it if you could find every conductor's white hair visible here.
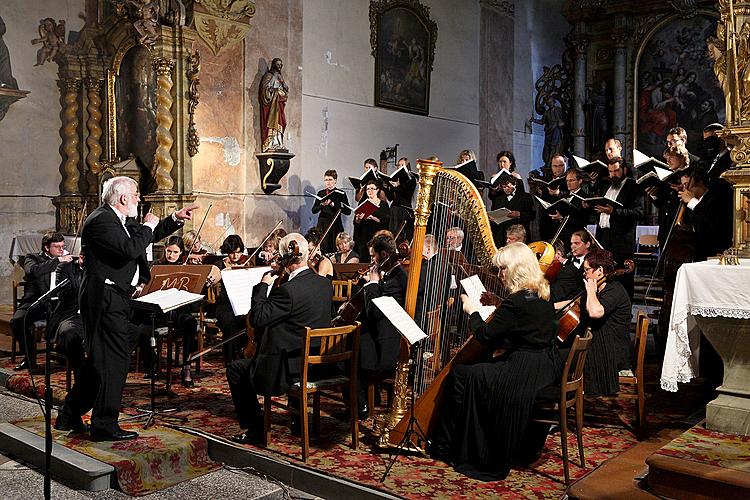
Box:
[102,176,137,206]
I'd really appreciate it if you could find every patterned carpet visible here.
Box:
[1,353,710,499]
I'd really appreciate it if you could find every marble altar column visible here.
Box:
[84,77,103,195]
[59,78,81,195]
[479,0,514,178]
[572,37,588,156]
[152,57,175,193]
[612,31,628,143]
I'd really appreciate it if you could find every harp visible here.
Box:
[372,158,506,447]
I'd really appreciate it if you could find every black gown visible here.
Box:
[312,188,352,254]
[581,281,632,396]
[433,290,562,481]
[353,201,390,262]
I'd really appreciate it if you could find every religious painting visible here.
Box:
[115,45,157,178]
[635,13,724,158]
[370,0,437,115]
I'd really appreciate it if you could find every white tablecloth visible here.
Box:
[660,259,750,391]
[10,235,82,262]
[585,224,658,243]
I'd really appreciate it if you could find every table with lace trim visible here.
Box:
[660,259,750,436]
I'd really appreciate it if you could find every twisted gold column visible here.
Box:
[60,79,81,195]
[152,57,175,193]
[84,77,103,194]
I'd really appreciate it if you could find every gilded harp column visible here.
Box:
[152,57,175,193]
[373,158,442,447]
[60,78,82,195]
[84,77,104,194]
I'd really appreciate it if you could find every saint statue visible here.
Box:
[0,15,18,89]
[529,96,566,167]
[259,58,289,152]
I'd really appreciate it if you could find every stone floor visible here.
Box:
[0,386,303,500]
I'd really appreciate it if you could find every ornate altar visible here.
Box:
[47,1,252,234]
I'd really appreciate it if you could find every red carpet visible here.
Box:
[1,354,709,498]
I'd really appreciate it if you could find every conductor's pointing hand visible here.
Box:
[175,204,200,221]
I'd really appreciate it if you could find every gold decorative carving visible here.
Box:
[60,78,81,195]
[84,77,104,194]
[186,50,201,157]
[152,57,175,193]
[193,0,255,57]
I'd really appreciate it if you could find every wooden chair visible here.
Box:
[331,279,352,304]
[532,329,593,487]
[634,234,660,277]
[263,322,361,462]
[11,280,47,363]
[10,280,22,362]
[618,312,649,440]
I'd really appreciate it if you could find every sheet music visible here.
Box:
[572,155,589,169]
[460,275,496,321]
[221,266,274,316]
[371,296,428,345]
[134,288,204,313]
[632,148,650,167]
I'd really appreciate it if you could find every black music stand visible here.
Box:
[128,269,210,429]
[381,338,431,482]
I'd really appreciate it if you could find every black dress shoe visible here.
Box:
[289,418,301,437]
[90,428,139,441]
[54,415,90,434]
[358,403,369,420]
[14,359,34,371]
[230,430,263,445]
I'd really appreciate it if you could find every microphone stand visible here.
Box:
[26,278,70,500]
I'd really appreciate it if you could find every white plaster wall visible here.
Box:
[301,0,480,234]
[0,1,85,303]
[513,0,570,178]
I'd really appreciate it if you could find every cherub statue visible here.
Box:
[31,18,65,66]
[128,0,159,45]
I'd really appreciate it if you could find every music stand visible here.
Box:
[381,338,430,482]
[128,266,211,429]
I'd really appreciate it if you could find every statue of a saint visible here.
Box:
[259,58,289,152]
[529,96,566,166]
[0,15,18,89]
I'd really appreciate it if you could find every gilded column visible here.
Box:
[612,31,628,143]
[572,36,589,156]
[152,57,175,193]
[84,77,103,194]
[60,78,81,195]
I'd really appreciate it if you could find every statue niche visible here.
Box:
[115,45,157,183]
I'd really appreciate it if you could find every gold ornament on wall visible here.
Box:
[186,50,201,157]
[193,0,255,57]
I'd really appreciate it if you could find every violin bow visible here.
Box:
[208,214,235,250]
[550,215,570,247]
[241,219,284,267]
[182,203,212,265]
[309,209,342,259]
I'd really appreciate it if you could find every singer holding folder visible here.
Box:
[56,176,197,441]
[311,169,351,255]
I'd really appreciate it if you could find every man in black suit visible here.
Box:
[551,230,592,303]
[11,231,72,371]
[49,257,85,380]
[593,157,643,297]
[55,176,196,440]
[679,169,733,261]
[227,233,333,444]
[549,168,593,252]
[491,176,535,248]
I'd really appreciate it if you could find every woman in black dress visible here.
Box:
[332,232,360,263]
[432,242,562,481]
[581,248,632,396]
[353,179,390,262]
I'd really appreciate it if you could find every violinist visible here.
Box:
[182,229,214,264]
[353,179,390,262]
[226,233,334,444]
[311,170,351,254]
[579,249,632,396]
[551,230,591,302]
[355,233,408,420]
[331,232,360,263]
[431,242,561,481]
[677,168,733,262]
[150,236,200,386]
[254,228,287,267]
[305,228,334,278]
[216,235,251,361]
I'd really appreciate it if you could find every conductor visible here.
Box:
[55,176,198,441]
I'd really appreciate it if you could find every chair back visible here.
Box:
[636,234,659,253]
[560,329,593,408]
[303,322,360,368]
[12,281,25,313]
[331,279,352,303]
[631,312,649,381]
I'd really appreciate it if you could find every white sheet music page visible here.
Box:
[221,266,274,316]
[460,274,496,321]
[371,296,428,345]
[135,288,204,313]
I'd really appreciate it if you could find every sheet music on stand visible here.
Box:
[133,289,204,313]
[371,296,427,345]
[460,274,496,321]
[221,266,274,316]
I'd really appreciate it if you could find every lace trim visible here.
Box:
[660,308,695,392]
[687,305,750,319]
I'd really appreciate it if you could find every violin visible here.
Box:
[223,253,253,268]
